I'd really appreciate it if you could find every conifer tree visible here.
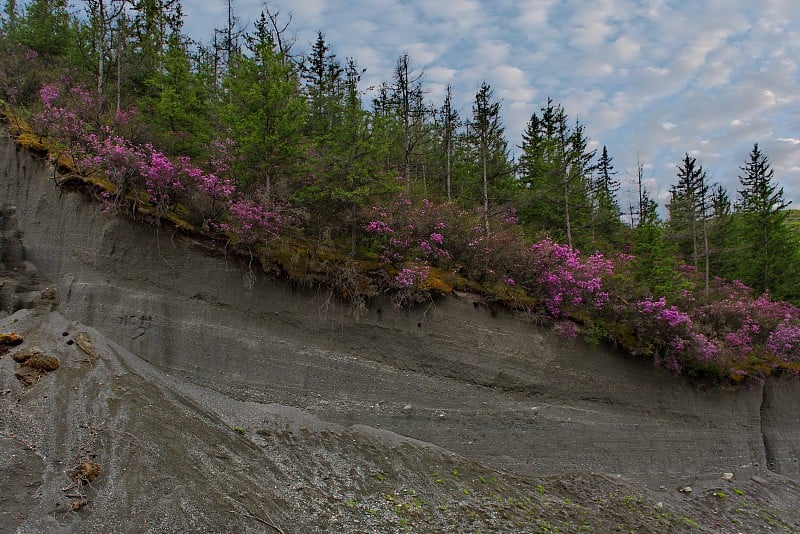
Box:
[591,145,623,247]
[221,11,306,200]
[302,31,343,138]
[733,143,797,298]
[438,84,460,201]
[517,98,595,248]
[470,81,510,235]
[667,154,710,269]
[633,186,682,297]
[708,183,734,279]
[144,31,211,157]
[390,53,427,193]
[10,0,75,59]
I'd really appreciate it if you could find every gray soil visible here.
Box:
[1,127,799,532]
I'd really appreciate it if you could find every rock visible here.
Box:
[722,472,734,481]
[11,349,33,363]
[680,486,692,494]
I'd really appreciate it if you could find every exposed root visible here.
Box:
[226,495,285,534]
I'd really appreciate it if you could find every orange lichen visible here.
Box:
[423,269,453,295]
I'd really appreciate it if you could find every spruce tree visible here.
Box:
[11,0,75,59]
[667,154,710,271]
[302,31,343,138]
[517,98,595,248]
[733,143,797,299]
[221,11,306,200]
[592,145,623,245]
[437,84,460,201]
[144,31,211,158]
[470,81,510,235]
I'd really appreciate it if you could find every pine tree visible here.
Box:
[144,31,211,158]
[302,31,343,138]
[591,145,623,247]
[633,187,682,297]
[2,0,18,34]
[708,183,734,279]
[517,98,595,249]
[221,11,306,200]
[470,81,510,235]
[668,155,707,266]
[128,0,184,98]
[389,53,427,194]
[733,143,797,298]
[10,0,75,59]
[438,84,460,201]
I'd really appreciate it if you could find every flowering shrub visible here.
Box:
[140,145,186,211]
[221,199,282,243]
[28,81,283,246]
[523,239,612,317]
[32,84,98,167]
[767,320,800,363]
[619,275,800,378]
[365,196,454,268]
[83,132,144,194]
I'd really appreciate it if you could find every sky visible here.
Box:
[180,0,800,215]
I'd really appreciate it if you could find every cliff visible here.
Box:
[1,129,799,532]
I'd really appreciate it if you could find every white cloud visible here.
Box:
[516,1,556,28]
[490,64,536,103]
[471,39,511,65]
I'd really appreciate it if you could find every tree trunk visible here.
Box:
[482,143,490,236]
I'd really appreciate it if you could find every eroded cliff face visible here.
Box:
[1,130,799,530]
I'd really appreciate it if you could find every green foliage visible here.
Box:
[220,12,307,199]
[726,144,799,301]
[296,58,400,242]
[667,154,708,268]
[5,4,800,387]
[516,98,596,249]
[301,31,344,139]
[631,191,684,298]
[591,145,625,249]
[7,0,75,58]
[469,81,513,234]
[142,32,212,158]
